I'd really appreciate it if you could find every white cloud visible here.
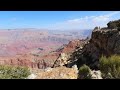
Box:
[92,11,120,22]
[48,11,120,30]
[92,16,109,22]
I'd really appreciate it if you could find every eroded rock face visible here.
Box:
[53,53,69,67]
[61,40,83,54]
[0,54,56,69]
[53,39,87,68]
[0,55,38,68]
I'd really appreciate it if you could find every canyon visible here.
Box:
[0,19,120,79]
[0,29,92,69]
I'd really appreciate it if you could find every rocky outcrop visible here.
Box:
[60,39,84,54]
[77,29,120,69]
[53,53,69,67]
[28,64,103,79]
[37,52,60,68]
[107,19,120,29]
[70,19,120,69]
[33,66,78,79]
[53,39,88,68]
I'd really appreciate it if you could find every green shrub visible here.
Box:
[0,65,30,79]
[100,55,120,79]
[78,64,91,79]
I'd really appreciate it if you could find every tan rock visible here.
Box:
[34,66,78,79]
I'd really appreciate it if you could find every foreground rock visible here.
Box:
[31,66,78,79]
[90,70,102,79]
[27,74,37,79]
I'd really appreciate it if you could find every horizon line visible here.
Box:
[0,28,93,31]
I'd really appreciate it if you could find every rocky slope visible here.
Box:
[53,39,88,67]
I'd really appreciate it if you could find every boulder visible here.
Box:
[90,70,102,79]
[27,73,37,79]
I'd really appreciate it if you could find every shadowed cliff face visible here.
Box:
[79,29,120,69]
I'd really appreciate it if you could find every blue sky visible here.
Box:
[0,11,120,30]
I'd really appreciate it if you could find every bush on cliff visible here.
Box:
[78,64,91,79]
[0,65,30,79]
[100,55,120,79]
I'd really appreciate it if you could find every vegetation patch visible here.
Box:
[100,55,120,79]
[78,64,91,79]
[0,65,30,79]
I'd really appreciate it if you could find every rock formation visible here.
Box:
[33,66,78,79]
[69,19,120,69]
[53,39,88,68]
